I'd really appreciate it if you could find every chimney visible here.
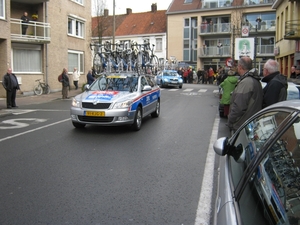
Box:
[126,8,132,15]
[104,9,108,17]
[151,3,157,12]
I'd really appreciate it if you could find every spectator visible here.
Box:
[261,59,287,108]
[295,65,300,79]
[2,68,20,108]
[72,67,80,90]
[197,68,202,84]
[183,68,188,83]
[208,67,214,84]
[227,57,263,132]
[87,70,95,85]
[290,66,296,78]
[60,68,69,99]
[21,12,30,35]
[220,69,238,117]
[188,67,193,83]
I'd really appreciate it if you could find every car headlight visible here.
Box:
[113,100,132,109]
[72,98,81,108]
[163,78,169,82]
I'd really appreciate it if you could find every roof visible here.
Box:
[167,0,202,13]
[92,10,167,38]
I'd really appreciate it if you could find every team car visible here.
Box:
[155,70,183,88]
[70,72,160,131]
[213,100,300,225]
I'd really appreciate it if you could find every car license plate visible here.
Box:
[85,111,105,117]
[171,81,177,84]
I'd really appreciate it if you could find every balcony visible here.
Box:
[284,20,300,40]
[198,45,231,58]
[200,23,231,35]
[10,18,51,43]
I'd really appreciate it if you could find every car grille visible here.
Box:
[170,78,178,81]
[82,102,111,109]
[78,116,114,123]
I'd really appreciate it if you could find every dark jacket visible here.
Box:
[2,73,20,91]
[61,72,69,87]
[228,69,263,131]
[87,72,95,85]
[262,71,288,108]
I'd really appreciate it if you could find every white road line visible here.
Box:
[194,117,219,225]
[198,89,207,93]
[0,118,70,142]
[183,88,193,92]
[213,90,219,93]
[168,89,179,91]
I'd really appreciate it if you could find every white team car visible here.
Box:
[70,72,160,131]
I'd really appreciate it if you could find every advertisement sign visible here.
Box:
[234,38,255,60]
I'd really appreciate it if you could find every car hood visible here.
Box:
[76,90,137,103]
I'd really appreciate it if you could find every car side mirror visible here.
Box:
[142,85,152,91]
[213,137,245,163]
[84,84,90,91]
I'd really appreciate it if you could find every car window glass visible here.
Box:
[141,77,148,90]
[238,114,300,225]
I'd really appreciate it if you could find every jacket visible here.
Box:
[261,71,287,108]
[228,69,263,131]
[2,73,20,91]
[61,72,69,87]
[220,75,238,105]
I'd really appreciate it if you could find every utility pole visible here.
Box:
[113,0,115,50]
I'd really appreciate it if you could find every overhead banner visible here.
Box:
[234,38,255,60]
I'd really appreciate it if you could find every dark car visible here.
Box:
[213,100,300,225]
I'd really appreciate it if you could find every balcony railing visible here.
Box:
[198,44,274,57]
[10,18,51,43]
[284,20,300,40]
[200,23,231,34]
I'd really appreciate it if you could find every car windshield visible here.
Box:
[163,72,178,76]
[89,75,138,92]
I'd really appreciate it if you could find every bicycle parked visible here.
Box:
[33,79,51,95]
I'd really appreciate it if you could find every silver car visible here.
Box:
[70,73,160,131]
[214,100,300,225]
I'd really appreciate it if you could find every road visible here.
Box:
[0,83,229,225]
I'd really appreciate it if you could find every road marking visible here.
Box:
[183,88,193,92]
[194,116,219,225]
[198,89,207,93]
[168,89,178,91]
[0,118,47,129]
[0,118,70,142]
[213,90,219,93]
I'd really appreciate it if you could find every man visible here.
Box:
[2,68,20,109]
[227,57,263,132]
[290,66,296,78]
[21,12,30,35]
[72,67,80,90]
[262,59,287,108]
[295,65,300,79]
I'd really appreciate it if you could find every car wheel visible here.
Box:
[132,106,142,131]
[72,121,86,128]
[151,100,160,118]
[179,85,182,89]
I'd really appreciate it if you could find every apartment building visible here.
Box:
[0,0,92,97]
[167,0,276,72]
[272,0,300,77]
[91,3,167,66]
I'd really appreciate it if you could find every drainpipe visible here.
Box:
[45,2,49,85]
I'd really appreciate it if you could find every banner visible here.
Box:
[234,38,255,60]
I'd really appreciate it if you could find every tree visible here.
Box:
[92,0,107,44]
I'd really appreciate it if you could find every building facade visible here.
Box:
[0,0,92,97]
[167,0,276,73]
[272,0,300,77]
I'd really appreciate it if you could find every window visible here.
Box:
[72,0,84,5]
[68,16,85,38]
[0,0,5,19]
[155,38,162,51]
[12,44,42,73]
[68,50,84,74]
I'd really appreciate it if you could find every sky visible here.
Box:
[92,0,173,16]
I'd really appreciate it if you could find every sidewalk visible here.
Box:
[0,89,82,117]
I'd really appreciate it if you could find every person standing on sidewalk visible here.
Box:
[72,67,80,90]
[2,68,20,108]
[60,68,69,99]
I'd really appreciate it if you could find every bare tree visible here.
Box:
[93,0,107,44]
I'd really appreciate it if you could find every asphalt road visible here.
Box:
[0,83,228,225]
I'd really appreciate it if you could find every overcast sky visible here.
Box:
[92,0,173,16]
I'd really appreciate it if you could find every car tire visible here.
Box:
[72,121,86,128]
[132,106,142,131]
[179,85,182,89]
[151,100,160,118]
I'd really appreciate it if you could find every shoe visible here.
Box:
[7,106,12,109]
[12,106,18,108]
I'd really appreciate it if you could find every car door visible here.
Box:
[220,109,300,225]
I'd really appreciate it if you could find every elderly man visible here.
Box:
[227,57,263,132]
[261,59,287,108]
[291,66,296,78]
[2,68,20,108]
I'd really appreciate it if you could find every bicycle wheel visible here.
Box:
[44,84,51,94]
[33,85,43,95]
[93,54,102,75]
[150,55,160,74]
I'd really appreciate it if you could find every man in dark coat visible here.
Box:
[2,68,20,108]
[262,59,288,108]
[21,12,30,35]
